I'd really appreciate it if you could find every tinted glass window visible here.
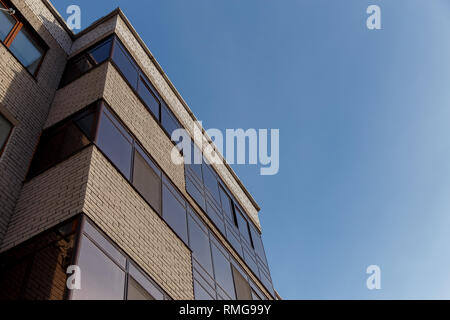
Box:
[188,214,213,276]
[112,40,138,88]
[0,5,15,41]
[0,114,12,152]
[219,186,234,222]
[235,207,252,245]
[161,102,180,137]
[129,263,164,300]
[162,184,188,243]
[138,77,160,120]
[127,277,154,300]
[28,115,92,178]
[72,235,125,300]
[226,225,243,257]
[211,243,235,299]
[232,266,252,300]
[133,148,162,214]
[186,176,206,210]
[202,163,220,204]
[89,37,112,64]
[9,26,45,74]
[250,226,268,266]
[206,199,225,235]
[96,109,133,179]
[189,143,203,180]
[194,280,214,300]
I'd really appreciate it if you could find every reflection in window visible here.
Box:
[72,235,125,300]
[27,107,96,178]
[112,40,139,88]
[162,183,188,243]
[161,102,181,137]
[97,108,133,179]
[188,214,213,276]
[133,146,162,214]
[0,113,12,154]
[0,3,15,41]
[127,277,154,300]
[211,243,236,299]
[138,77,160,120]
[232,266,252,300]
[0,3,46,75]
[9,27,45,74]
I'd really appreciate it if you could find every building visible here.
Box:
[0,0,276,300]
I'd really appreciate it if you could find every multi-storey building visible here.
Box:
[0,0,276,300]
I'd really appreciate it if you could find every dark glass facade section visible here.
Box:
[27,106,97,179]
[232,265,252,300]
[162,181,188,244]
[0,1,47,75]
[112,39,139,88]
[184,141,274,295]
[71,217,169,300]
[138,76,160,121]
[161,101,181,138]
[0,218,79,300]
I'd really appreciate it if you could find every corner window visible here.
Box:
[0,1,46,75]
[0,113,12,155]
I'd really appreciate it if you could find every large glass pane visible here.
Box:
[138,77,160,120]
[72,235,125,300]
[127,277,154,300]
[96,110,133,179]
[162,184,188,243]
[206,199,225,235]
[194,280,214,300]
[188,214,213,276]
[9,26,45,74]
[219,186,234,222]
[202,163,220,204]
[0,114,12,151]
[112,40,138,88]
[161,102,181,138]
[235,207,252,246]
[129,263,164,300]
[0,4,15,41]
[211,243,235,299]
[133,148,162,214]
[232,266,252,300]
[89,37,112,64]
[185,175,206,210]
[250,226,268,266]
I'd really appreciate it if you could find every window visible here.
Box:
[112,39,138,88]
[128,263,164,300]
[96,107,133,179]
[162,182,188,243]
[28,107,96,178]
[188,214,213,276]
[0,113,12,155]
[59,36,112,88]
[211,243,236,299]
[194,280,214,300]
[235,206,252,246]
[161,101,181,137]
[138,77,160,120]
[202,162,220,205]
[186,175,206,210]
[232,266,252,300]
[132,145,162,214]
[0,1,46,75]
[127,277,154,300]
[72,235,126,300]
[219,186,234,222]
[250,226,268,267]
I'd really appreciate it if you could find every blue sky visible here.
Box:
[52,0,450,299]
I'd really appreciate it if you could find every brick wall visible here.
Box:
[0,0,69,245]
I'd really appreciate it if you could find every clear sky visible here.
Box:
[52,0,450,299]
